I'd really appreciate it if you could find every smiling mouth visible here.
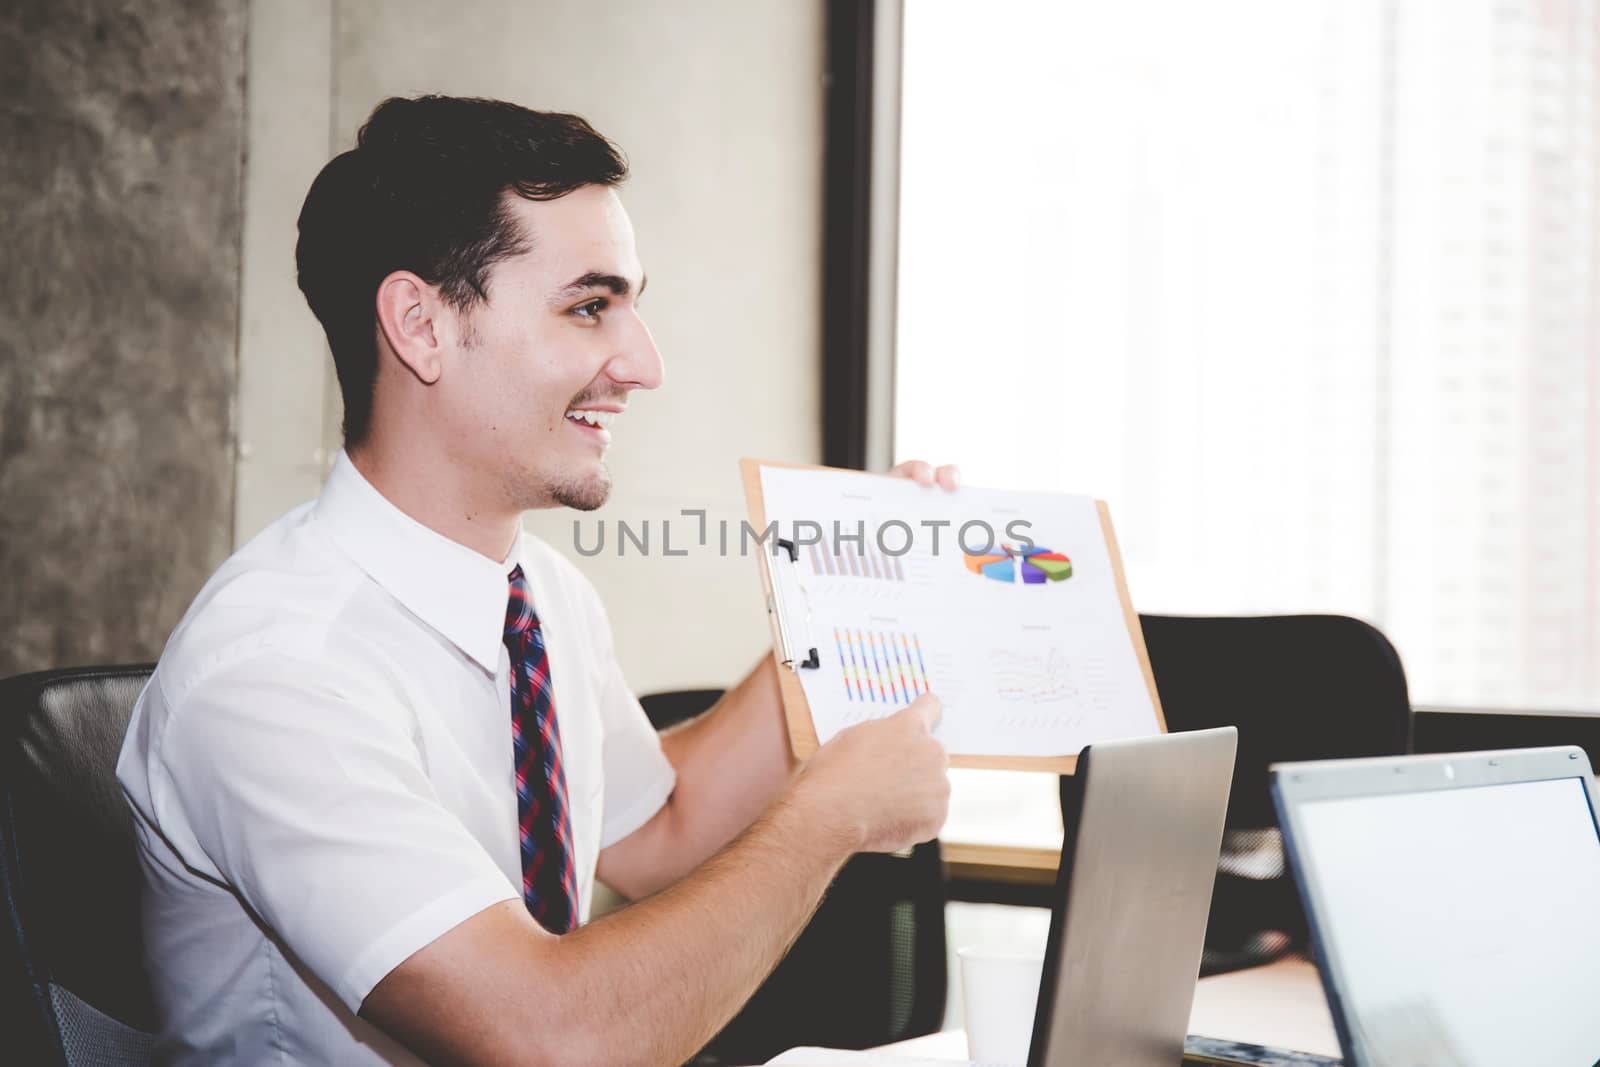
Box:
[565,409,617,439]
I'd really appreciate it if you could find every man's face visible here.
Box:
[443,185,661,512]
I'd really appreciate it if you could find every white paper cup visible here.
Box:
[958,946,1045,1064]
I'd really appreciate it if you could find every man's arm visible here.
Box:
[600,460,962,899]
[361,698,949,1067]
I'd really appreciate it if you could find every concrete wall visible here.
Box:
[0,0,246,676]
[5,0,826,692]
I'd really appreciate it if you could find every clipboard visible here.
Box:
[741,458,1165,773]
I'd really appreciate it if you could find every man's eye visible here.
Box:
[573,298,608,320]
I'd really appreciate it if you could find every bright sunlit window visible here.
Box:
[895,0,1600,847]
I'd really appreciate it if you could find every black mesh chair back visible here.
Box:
[638,689,947,1064]
[1063,615,1412,975]
[1,666,157,1066]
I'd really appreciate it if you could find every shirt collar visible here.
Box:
[314,450,519,672]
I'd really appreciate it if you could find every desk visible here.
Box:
[882,956,1340,1059]
[1185,957,1339,1056]
[941,842,1059,907]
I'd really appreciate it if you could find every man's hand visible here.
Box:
[792,694,950,854]
[889,459,961,491]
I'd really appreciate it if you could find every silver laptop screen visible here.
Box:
[1297,775,1600,1066]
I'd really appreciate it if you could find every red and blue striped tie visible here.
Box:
[503,565,579,933]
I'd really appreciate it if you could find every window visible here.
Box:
[891,0,1600,846]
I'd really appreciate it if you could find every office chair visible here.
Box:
[1063,614,1412,976]
[0,664,157,1067]
[639,689,947,1065]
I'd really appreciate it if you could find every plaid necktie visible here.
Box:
[503,565,579,933]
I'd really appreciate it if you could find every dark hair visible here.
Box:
[295,95,628,445]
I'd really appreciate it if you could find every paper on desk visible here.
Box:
[757,466,1160,758]
[764,1047,1015,1066]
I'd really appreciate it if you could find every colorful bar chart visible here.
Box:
[834,627,931,705]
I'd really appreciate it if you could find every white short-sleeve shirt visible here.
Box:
[115,452,676,1066]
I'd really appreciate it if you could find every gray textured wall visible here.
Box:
[0,0,246,675]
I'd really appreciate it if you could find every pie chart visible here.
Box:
[963,544,1073,585]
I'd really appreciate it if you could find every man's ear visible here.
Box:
[375,271,445,385]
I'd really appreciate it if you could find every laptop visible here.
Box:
[1028,725,1237,1066]
[770,725,1239,1066]
[1273,745,1600,1067]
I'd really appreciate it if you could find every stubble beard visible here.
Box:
[547,463,613,512]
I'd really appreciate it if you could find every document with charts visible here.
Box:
[742,460,1165,771]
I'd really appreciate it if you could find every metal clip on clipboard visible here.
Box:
[759,538,820,671]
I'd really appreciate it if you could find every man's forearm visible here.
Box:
[365,700,950,1067]
[366,780,854,1067]
[555,787,850,1065]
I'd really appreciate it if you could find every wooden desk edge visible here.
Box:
[942,840,1061,886]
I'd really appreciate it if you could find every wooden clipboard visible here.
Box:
[741,458,1166,772]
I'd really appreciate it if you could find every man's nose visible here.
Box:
[609,311,664,391]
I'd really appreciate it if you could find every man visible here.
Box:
[117,95,957,1066]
